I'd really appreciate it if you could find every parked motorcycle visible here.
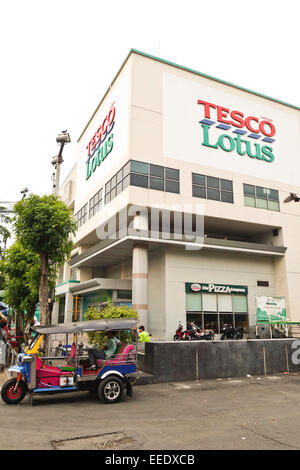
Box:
[198,329,215,341]
[184,322,215,341]
[173,322,185,341]
[221,323,243,340]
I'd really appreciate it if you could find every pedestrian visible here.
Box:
[138,325,150,342]
[0,313,8,366]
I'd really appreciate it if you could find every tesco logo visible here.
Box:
[86,104,116,158]
[197,99,276,138]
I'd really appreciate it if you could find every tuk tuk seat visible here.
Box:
[35,356,68,377]
[97,343,134,368]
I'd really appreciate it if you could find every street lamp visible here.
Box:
[20,188,29,199]
[51,130,71,196]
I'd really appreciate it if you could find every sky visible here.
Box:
[1,0,299,205]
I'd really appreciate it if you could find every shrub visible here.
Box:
[85,304,139,348]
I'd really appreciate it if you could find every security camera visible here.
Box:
[284,192,300,203]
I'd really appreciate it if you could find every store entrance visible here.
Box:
[186,287,248,334]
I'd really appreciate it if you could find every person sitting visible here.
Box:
[87,331,119,370]
[138,325,150,342]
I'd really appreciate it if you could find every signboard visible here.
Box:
[85,104,116,180]
[256,296,287,322]
[185,283,248,295]
[163,72,300,186]
[75,66,130,212]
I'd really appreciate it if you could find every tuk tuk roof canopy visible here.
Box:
[34,318,139,335]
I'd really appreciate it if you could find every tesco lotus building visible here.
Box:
[53,49,300,339]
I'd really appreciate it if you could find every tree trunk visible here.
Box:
[39,252,50,326]
[15,311,24,350]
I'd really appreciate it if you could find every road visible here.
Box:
[1,371,300,450]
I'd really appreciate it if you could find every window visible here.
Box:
[89,188,103,218]
[243,184,279,211]
[58,297,65,324]
[70,268,78,281]
[257,280,269,287]
[117,290,132,300]
[130,160,180,194]
[186,290,248,333]
[58,265,64,284]
[105,161,131,203]
[192,173,233,203]
[75,204,88,228]
[104,160,180,204]
[186,293,202,311]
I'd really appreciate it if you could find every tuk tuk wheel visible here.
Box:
[1,378,27,405]
[98,376,124,404]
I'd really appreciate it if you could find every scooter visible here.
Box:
[185,323,215,341]
[184,322,201,341]
[221,324,243,340]
[173,322,185,341]
[198,329,215,341]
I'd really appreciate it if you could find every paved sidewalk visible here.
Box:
[1,370,300,450]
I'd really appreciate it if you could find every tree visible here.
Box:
[0,242,41,347]
[85,303,139,349]
[13,194,77,327]
[0,206,11,260]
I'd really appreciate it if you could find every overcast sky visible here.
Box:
[1,0,299,204]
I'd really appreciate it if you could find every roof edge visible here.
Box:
[78,48,299,143]
[77,49,133,143]
[131,49,300,111]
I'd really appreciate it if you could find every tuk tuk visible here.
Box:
[1,318,138,405]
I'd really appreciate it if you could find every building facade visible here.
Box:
[53,49,300,339]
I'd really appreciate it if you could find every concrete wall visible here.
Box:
[106,260,132,280]
[138,339,300,383]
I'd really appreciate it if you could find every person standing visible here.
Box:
[0,313,8,366]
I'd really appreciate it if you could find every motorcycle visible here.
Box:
[198,329,215,341]
[184,322,215,341]
[173,322,185,341]
[221,323,243,340]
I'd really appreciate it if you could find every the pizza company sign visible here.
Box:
[187,283,248,295]
[197,99,276,163]
[85,104,116,180]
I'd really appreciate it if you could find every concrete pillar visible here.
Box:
[52,300,59,324]
[112,290,118,304]
[132,243,148,329]
[64,292,74,323]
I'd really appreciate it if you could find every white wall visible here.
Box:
[164,247,276,339]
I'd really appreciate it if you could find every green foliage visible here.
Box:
[0,206,11,225]
[13,194,77,263]
[85,304,139,348]
[13,193,77,326]
[0,241,40,320]
[0,206,11,261]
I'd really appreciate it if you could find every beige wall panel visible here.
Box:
[148,249,167,336]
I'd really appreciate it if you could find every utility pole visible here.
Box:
[51,130,71,196]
